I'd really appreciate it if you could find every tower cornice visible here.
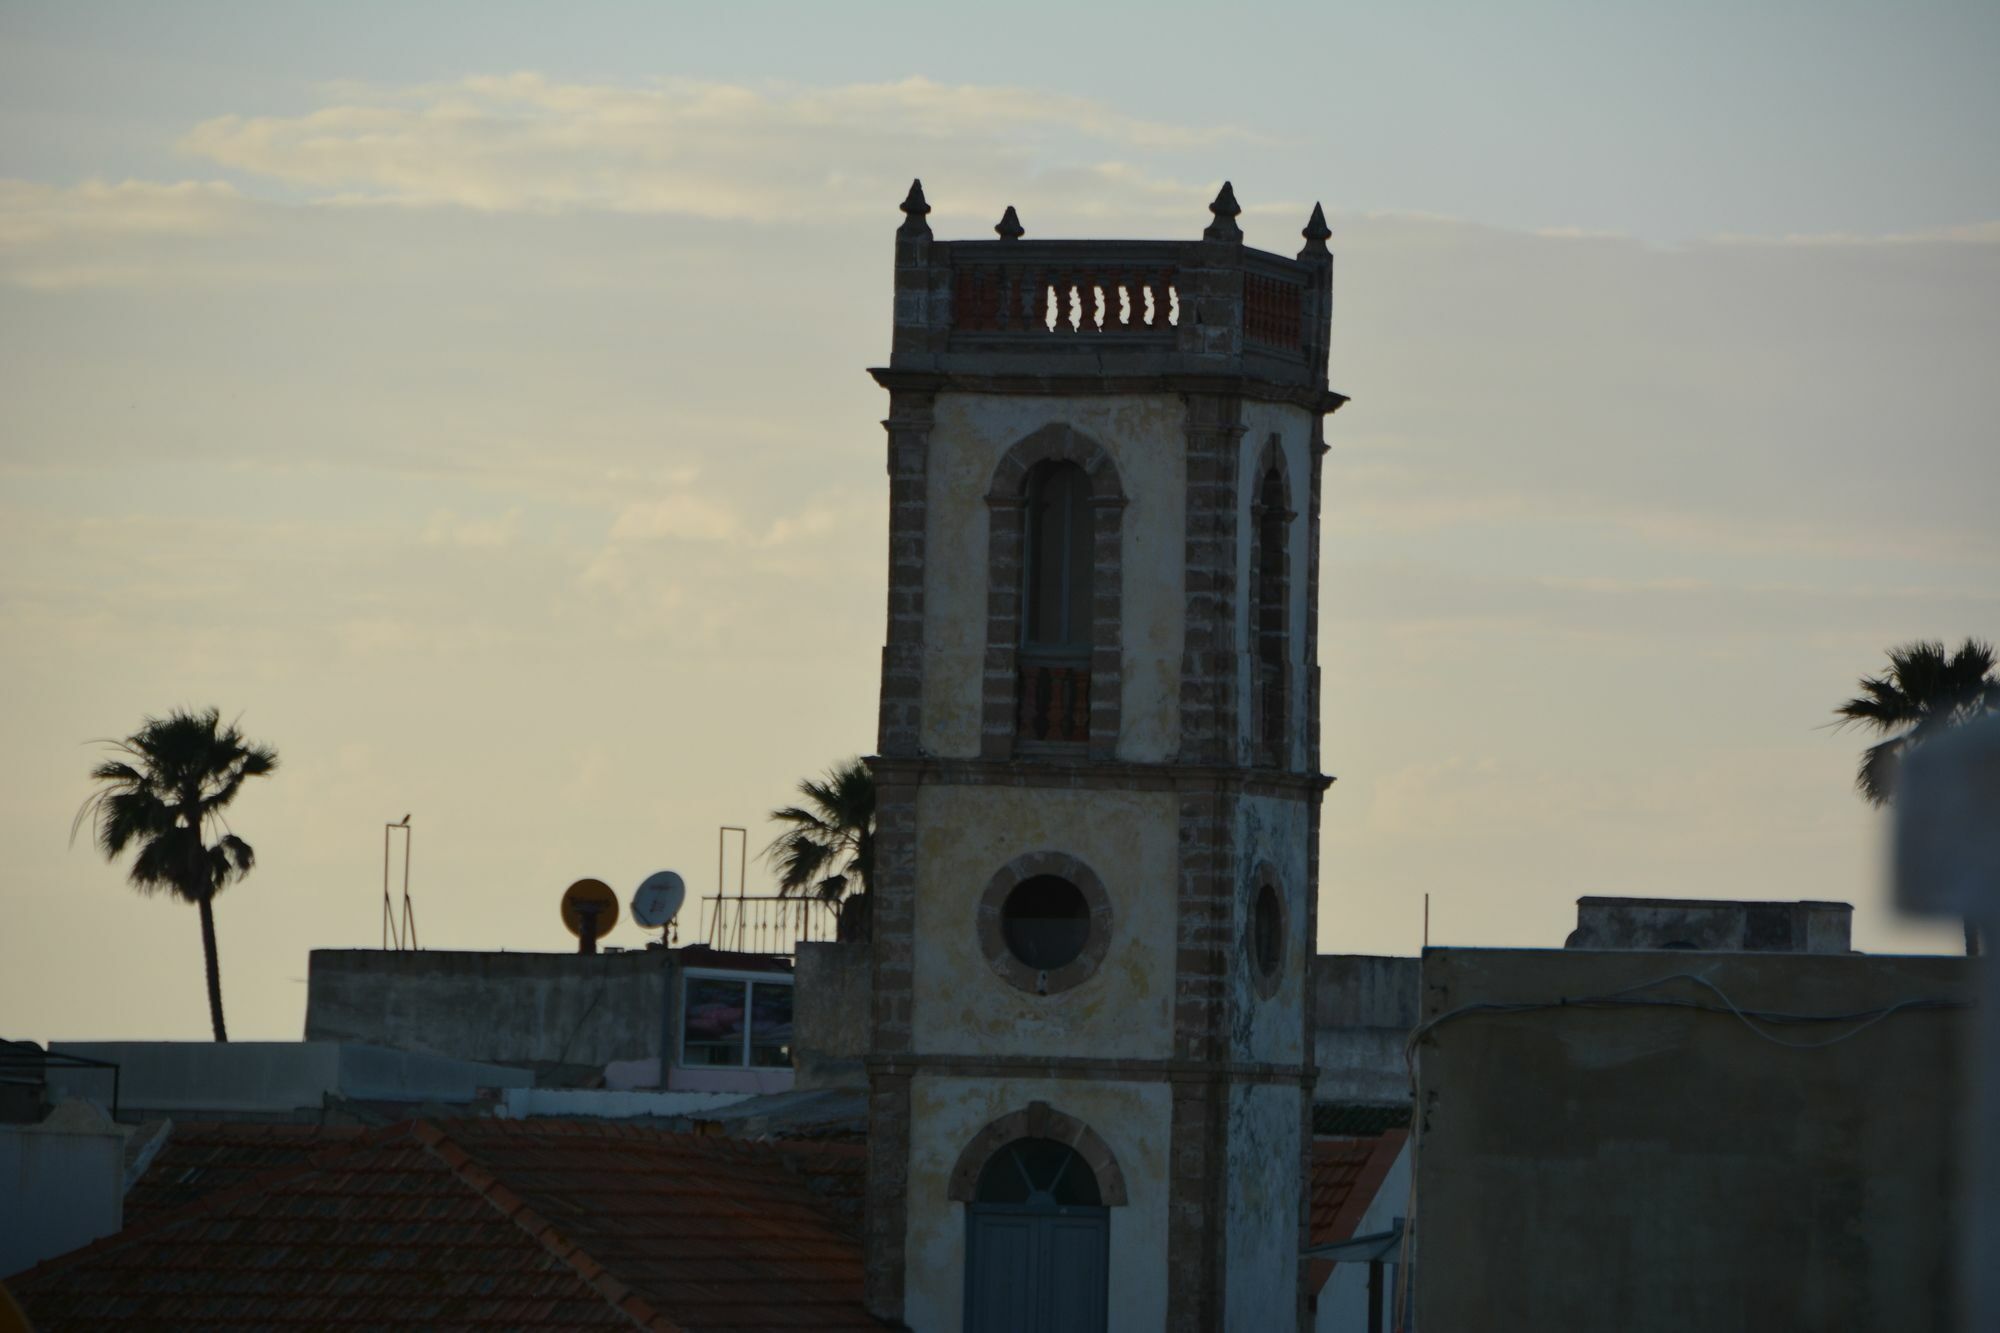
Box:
[868,366,1349,416]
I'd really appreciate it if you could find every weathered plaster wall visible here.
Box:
[1566,897,1854,954]
[914,785,1178,1060]
[793,941,871,1090]
[1225,1081,1304,1332]
[920,393,1188,762]
[1233,400,1315,770]
[305,948,667,1069]
[904,1074,1172,1333]
[1415,949,1972,1333]
[1230,794,1312,1064]
[1311,954,1419,1104]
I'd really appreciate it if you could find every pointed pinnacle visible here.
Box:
[1204,181,1243,241]
[898,179,932,238]
[995,205,1024,241]
[1299,202,1331,257]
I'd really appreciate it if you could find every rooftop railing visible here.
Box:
[887,180,1334,387]
[701,893,842,957]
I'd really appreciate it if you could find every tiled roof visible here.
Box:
[1311,1100,1412,1137]
[1305,1130,1408,1297]
[123,1122,367,1224]
[9,1118,882,1331]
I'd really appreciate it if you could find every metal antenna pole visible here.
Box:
[382,822,394,950]
[400,817,418,949]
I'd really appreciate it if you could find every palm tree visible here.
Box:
[1834,638,2000,954]
[765,759,875,941]
[72,708,279,1041]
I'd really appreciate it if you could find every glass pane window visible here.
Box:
[974,1137,1103,1207]
[683,976,748,1066]
[1023,462,1093,651]
[750,981,794,1067]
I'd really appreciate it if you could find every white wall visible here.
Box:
[1225,1081,1304,1332]
[1317,1139,1413,1333]
[920,392,1188,762]
[903,1073,1172,1333]
[913,784,1179,1061]
[0,1108,124,1279]
[1230,794,1313,1065]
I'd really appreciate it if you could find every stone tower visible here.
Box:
[863,180,1344,1333]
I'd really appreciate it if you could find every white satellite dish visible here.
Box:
[632,870,687,930]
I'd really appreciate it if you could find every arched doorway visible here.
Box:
[964,1137,1109,1333]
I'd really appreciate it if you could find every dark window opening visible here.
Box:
[1001,875,1089,970]
[1253,882,1283,981]
[1255,460,1289,765]
[1018,461,1093,744]
[1023,462,1093,652]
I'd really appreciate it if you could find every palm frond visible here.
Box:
[1837,638,2000,808]
[1856,737,1902,807]
[761,758,876,906]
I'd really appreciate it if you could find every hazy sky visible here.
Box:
[3,2,1996,1042]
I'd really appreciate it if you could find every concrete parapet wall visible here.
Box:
[305,948,668,1069]
[793,941,871,1090]
[1310,954,1418,1104]
[46,1041,532,1116]
[1414,948,1972,1333]
[1566,897,1853,954]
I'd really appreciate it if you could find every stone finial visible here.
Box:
[1204,180,1243,241]
[1300,202,1331,258]
[995,205,1024,241]
[898,178,932,238]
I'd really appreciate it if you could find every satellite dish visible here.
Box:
[561,878,619,941]
[632,871,686,929]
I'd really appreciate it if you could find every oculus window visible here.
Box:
[1002,875,1090,971]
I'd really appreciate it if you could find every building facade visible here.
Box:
[863,181,1345,1332]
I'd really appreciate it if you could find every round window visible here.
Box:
[1252,882,1284,984]
[1002,875,1090,970]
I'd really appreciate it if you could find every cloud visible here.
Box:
[421,507,523,548]
[0,178,244,247]
[607,494,740,543]
[178,74,1233,222]
[0,178,278,289]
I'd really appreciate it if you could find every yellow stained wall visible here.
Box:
[920,393,1188,762]
[903,1073,1173,1333]
[914,784,1179,1061]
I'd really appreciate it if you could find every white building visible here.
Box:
[860,180,1346,1332]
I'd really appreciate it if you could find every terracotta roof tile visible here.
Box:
[1305,1130,1408,1297]
[11,1119,884,1331]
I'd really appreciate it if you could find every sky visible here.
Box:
[2,1,1996,1042]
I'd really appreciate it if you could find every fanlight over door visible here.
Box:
[964,1137,1110,1333]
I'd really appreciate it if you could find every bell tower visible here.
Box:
[864,180,1345,1332]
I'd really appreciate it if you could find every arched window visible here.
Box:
[976,1137,1104,1207]
[965,1138,1109,1332]
[1254,457,1291,766]
[1024,460,1093,651]
[1018,460,1094,743]
[982,424,1125,759]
